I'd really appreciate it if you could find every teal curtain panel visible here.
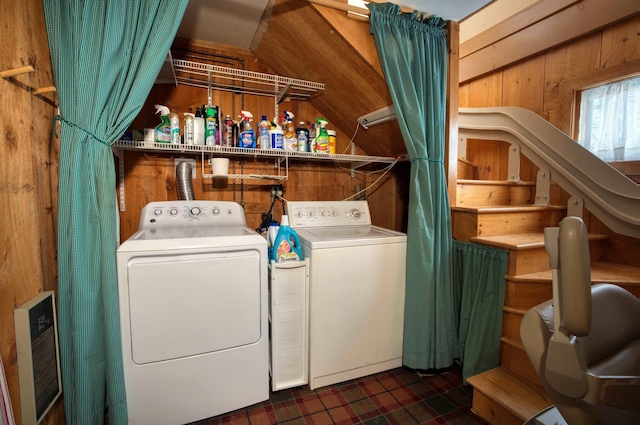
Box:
[43,1,187,423]
[452,240,508,382]
[368,2,455,370]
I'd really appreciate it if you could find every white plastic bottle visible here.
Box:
[169,111,180,144]
[269,117,284,149]
[259,115,270,149]
[183,113,194,145]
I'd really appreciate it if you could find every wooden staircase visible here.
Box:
[451,177,640,425]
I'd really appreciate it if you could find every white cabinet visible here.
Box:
[268,259,309,391]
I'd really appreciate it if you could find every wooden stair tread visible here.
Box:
[470,232,608,250]
[458,179,535,186]
[451,204,566,213]
[509,261,640,284]
[467,367,552,421]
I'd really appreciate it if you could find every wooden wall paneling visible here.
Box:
[466,72,503,107]
[502,56,545,112]
[460,0,579,58]
[544,32,602,132]
[0,0,62,423]
[459,0,640,83]
[600,15,640,68]
[446,21,460,208]
[502,57,546,183]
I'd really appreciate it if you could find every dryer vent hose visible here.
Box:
[176,161,195,200]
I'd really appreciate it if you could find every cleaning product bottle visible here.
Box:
[309,123,317,153]
[328,129,336,154]
[154,104,171,144]
[183,112,195,145]
[258,115,270,150]
[269,117,284,149]
[296,121,309,152]
[267,220,280,259]
[283,111,297,150]
[205,106,218,146]
[169,110,180,144]
[271,215,303,262]
[223,115,234,147]
[194,107,205,145]
[238,110,256,148]
[315,118,330,154]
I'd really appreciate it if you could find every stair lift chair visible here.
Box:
[520,216,640,425]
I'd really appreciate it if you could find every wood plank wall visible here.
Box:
[459,15,640,266]
[0,1,63,424]
[121,40,407,241]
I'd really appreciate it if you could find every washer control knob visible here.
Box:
[154,208,163,216]
[169,208,178,216]
[189,207,201,217]
[350,208,361,219]
[213,208,220,215]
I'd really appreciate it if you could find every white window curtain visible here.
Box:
[577,75,640,161]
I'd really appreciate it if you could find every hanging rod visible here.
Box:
[307,0,432,18]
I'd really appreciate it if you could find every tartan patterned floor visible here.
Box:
[189,365,488,424]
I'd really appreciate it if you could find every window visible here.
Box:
[576,75,640,162]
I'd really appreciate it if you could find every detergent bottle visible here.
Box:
[315,118,330,153]
[154,104,171,144]
[269,117,284,149]
[194,107,205,145]
[205,106,218,146]
[283,111,297,150]
[271,215,303,262]
[258,115,270,149]
[238,110,256,148]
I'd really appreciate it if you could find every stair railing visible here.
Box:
[458,107,640,238]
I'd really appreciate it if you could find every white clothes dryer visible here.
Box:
[286,200,407,390]
[117,201,268,425]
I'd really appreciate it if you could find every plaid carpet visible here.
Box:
[190,365,488,424]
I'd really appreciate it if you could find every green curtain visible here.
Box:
[368,3,455,369]
[43,1,187,423]
[452,240,508,382]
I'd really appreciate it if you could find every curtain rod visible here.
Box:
[307,0,431,18]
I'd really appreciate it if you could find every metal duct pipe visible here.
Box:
[176,160,195,200]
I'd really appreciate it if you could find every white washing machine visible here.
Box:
[116,201,268,425]
[286,200,407,390]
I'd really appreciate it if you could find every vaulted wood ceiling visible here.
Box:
[250,0,405,157]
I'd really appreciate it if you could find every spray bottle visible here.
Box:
[283,111,297,150]
[271,215,303,262]
[315,118,330,153]
[205,106,218,146]
[183,113,195,145]
[258,115,270,149]
[238,111,256,148]
[269,117,284,149]
[154,104,171,144]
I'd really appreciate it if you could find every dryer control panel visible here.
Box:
[287,201,372,228]
[138,201,247,229]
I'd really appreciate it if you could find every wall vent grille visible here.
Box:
[14,291,61,425]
